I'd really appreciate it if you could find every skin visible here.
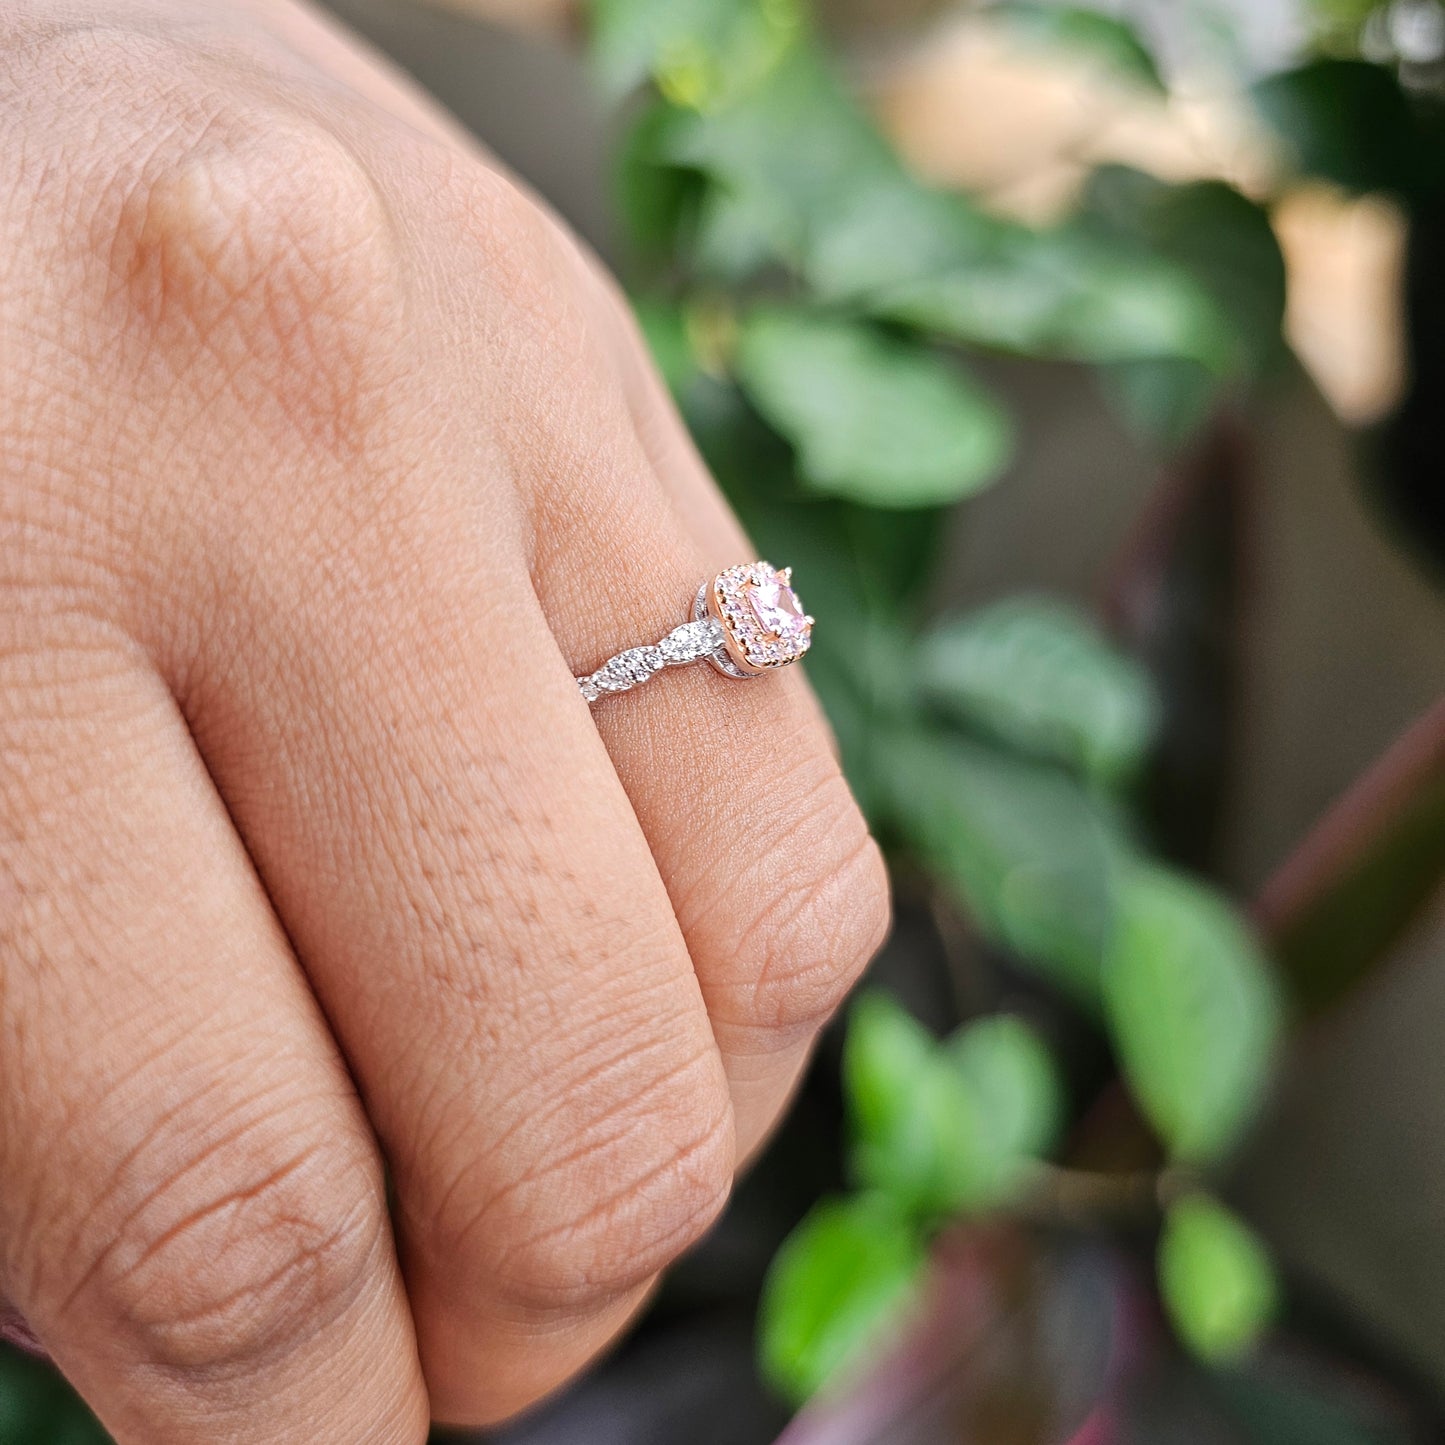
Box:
[0,1,890,1440]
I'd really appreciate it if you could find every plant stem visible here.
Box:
[1014,1162,1185,1231]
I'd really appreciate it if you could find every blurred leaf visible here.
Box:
[884,731,1129,1002]
[665,38,1235,372]
[844,995,1061,1217]
[692,183,787,281]
[614,100,705,258]
[1082,169,1283,455]
[1103,865,1281,1163]
[633,296,697,394]
[735,310,1013,507]
[777,1232,1121,1445]
[758,1193,925,1406]
[589,0,800,106]
[946,1014,1064,1172]
[1158,1194,1278,1364]
[1257,697,1445,1016]
[1308,0,1383,48]
[869,224,1237,372]
[845,993,973,1215]
[1085,170,1287,379]
[0,1347,110,1445]
[665,42,899,273]
[803,176,1001,302]
[1252,59,1426,196]
[992,2,1167,92]
[919,596,1160,787]
[1101,356,1220,453]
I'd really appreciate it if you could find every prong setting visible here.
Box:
[707,562,813,675]
[578,562,812,703]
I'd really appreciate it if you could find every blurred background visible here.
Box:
[3,0,1444,1440]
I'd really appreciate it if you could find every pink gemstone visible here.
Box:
[748,577,808,639]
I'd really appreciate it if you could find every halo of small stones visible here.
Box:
[713,562,813,671]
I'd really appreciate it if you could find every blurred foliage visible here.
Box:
[992,1,1167,90]
[0,1348,108,1445]
[843,997,1061,1221]
[1310,0,1445,80]
[1255,57,1438,196]
[1158,1193,1280,1366]
[756,1191,924,1404]
[586,0,1442,1436]
[1103,864,1280,1164]
[918,597,1159,787]
[734,309,1013,505]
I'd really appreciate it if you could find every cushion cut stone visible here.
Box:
[748,578,807,638]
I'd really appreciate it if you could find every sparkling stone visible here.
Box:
[748,577,808,639]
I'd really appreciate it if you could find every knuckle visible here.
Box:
[107,116,402,455]
[732,776,891,1036]
[433,160,557,284]
[428,160,602,387]
[77,1107,386,1380]
[13,25,404,459]
[435,1048,735,1315]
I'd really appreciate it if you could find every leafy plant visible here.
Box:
[587,0,1445,1439]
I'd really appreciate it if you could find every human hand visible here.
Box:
[0,2,888,1438]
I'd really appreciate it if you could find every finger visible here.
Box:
[554,494,888,1161]
[186,493,740,1421]
[85,100,778,1424]
[537,259,891,1159]
[0,637,427,1444]
[119,128,739,1428]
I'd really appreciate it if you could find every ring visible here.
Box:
[577,561,813,704]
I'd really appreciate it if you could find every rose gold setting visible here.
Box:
[576,561,812,704]
[706,562,814,676]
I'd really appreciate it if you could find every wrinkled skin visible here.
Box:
[0,3,889,1439]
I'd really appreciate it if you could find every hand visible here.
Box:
[0,2,888,1438]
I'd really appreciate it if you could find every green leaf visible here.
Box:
[735,310,1013,507]
[1308,0,1387,54]
[664,41,900,272]
[1252,59,1427,197]
[860,222,1236,371]
[883,731,1129,1003]
[758,1192,926,1405]
[589,0,801,106]
[664,35,1234,371]
[1099,356,1219,452]
[633,297,697,397]
[691,182,786,281]
[0,1345,112,1445]
[1103,865,1281,1162]
[946,1014,1064,1175]
[845,994,978,1214]
[1158,1193,1278,1364]
[614,100,705,259]
[919,597,1160,786]
[844,994,1061,1217]
[1084,169,1287,377]
[992,2,1166,92]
